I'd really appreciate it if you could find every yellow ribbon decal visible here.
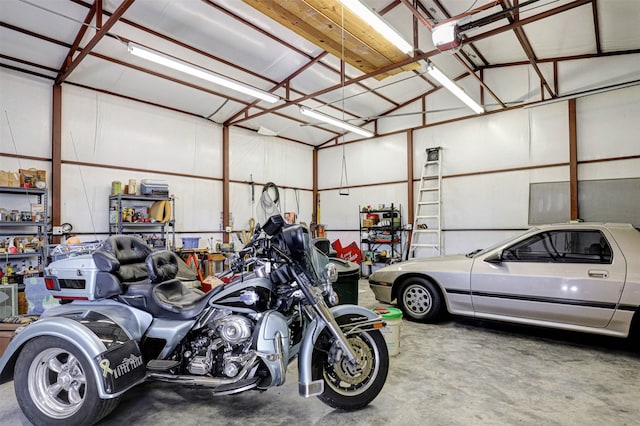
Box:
[100,359,113,377]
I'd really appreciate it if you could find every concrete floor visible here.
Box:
[1,280,639,425]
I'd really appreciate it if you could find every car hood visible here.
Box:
[370,254,473,278]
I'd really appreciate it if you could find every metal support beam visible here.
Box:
[407,130,414,226]
[313,149,319,224]
[222,125,230,244]
[56,0,135,84]
[52,85,62,244]
[568,98,579,220]
[501,0,556,98]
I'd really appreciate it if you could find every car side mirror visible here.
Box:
[484,251,503,264]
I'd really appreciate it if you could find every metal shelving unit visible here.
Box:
[109,194,175,249]
[0,186,48,287]
[359,204,403,277]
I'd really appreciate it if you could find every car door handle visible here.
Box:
[588,269,609,279]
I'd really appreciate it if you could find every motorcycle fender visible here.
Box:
[0,309,147,399]
[297,304,380,398]
[255,310,290,388]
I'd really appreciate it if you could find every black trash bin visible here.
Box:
[328,258,360,305]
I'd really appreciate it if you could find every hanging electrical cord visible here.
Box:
[262,182,280,205]
[69,132,98,241]
[338,5,350,196]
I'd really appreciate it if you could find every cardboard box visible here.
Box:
[0,171,20,187]
[19,168,46,188]
[0,323,21,357]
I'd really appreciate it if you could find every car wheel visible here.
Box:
[397,277,443,322]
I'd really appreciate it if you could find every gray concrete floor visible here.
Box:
[1,279,639,425]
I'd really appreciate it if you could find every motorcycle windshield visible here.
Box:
[306,238,331,286]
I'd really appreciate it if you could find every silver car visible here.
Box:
[369,223,640,338]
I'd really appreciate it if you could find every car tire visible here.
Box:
[397,277,443,322]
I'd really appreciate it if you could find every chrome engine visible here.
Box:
[185,312,256,377]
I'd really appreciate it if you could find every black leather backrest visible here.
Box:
[146,250,179,283]
[93,236,153,282]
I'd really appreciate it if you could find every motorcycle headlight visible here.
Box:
[325,263,338,283]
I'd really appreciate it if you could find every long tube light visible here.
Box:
[299,106,374,138]
[339,0,413,54]
[127,42,280,104]
[426,63,484,114]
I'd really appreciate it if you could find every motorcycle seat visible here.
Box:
[93,235,153,283]
[142,250,210,320]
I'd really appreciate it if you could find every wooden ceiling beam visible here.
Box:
[242,0,420,79]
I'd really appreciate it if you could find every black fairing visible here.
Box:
[263,214,285,236]
[282,224,307,262]
[94,271,124,299]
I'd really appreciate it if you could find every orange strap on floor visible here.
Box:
[185,253,204,282]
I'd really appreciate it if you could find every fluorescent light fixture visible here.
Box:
[299,106,374,138]
[339,0,413,54]
[426,63,484,114]
[127,42,280,104]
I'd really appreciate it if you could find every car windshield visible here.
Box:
[465,228,538,257]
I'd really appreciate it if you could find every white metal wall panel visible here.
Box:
[579,158,640,181]
[414,104,568,178]
[599,0,640,51]
[443,171,531,230]
[528,165,570,183]
[317,134,406,189]
[558,56,640,95]
[318,183,407,230]
[0,69,52,158]
[61,85,222,178]
[228,127,313,188]
[444,229,528,257]
[576,85,640,161]
[483,64,555,105]
[523,5,596,59]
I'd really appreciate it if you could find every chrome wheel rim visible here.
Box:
[28,347,87,419]
[403,284,432,316]
[324,333,380,396]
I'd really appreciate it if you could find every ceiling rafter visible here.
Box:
[228,48,441,126]
[61,0,97,75]
[453,53,506,107]
[2,0,636,147]
[224,51,330,125]
[591,0,602,54]
[56,0,135,85]
[464,0,593,44]
[400,0,503,106]
[70,0,377,130]
[501,0,555,98]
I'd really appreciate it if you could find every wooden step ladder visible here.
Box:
[409,147,442,258]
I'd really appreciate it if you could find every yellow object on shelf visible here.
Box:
[149,200,172,223]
